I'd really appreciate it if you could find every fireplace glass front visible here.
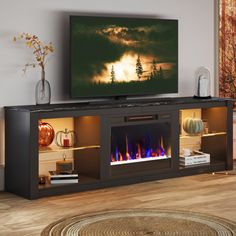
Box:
[110,122,171,166]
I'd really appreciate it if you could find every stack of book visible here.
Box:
[180,151,210,167]
[49,171,78,184]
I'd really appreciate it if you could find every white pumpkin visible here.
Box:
[183,117,204,135]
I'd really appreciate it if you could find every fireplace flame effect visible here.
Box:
[111,136,168,163]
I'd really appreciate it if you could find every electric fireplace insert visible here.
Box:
[109,112,174,177]
[111,122,171,165]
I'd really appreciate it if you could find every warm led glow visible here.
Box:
[81,116,94,120]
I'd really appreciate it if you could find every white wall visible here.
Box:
[0,0,216,190]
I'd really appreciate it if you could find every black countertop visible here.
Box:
[5,97,233,112]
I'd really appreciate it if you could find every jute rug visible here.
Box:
[41,209,236,236]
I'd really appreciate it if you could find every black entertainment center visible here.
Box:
[3,14,233,199]
[5,97,233,199]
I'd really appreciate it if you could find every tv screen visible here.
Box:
[70,15,178,98]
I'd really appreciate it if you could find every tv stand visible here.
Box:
[5,97,233,199]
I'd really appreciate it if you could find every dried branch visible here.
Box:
[13,33,54,73]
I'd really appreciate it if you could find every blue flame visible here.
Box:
[160,147,165,156]
[115,147,119,161]
[146,148,151,158]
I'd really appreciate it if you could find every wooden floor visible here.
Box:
[0,166,236,236]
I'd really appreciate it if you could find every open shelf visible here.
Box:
[180,132,226,139]
[179,160,225,171]
[38,174,99,190]
[111,156,171,166]
[179,107,228,175]
[39,145,100,153]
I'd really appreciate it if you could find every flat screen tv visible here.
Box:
[70,15,178,98]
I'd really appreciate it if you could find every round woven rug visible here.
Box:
[41,209,236,236]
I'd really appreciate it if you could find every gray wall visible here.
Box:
[0,0,216,190]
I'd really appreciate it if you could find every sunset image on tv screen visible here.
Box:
[70,16,178,98]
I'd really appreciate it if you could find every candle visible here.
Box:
[63,138,70,147]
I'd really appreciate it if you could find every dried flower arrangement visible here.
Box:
[13,33,54,104]
[13,33,54,75]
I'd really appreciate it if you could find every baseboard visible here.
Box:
[0,165,4,191]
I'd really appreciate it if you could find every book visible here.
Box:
[180,159,210,166]
[49,171,78,178]
[49,170,78,184]
[180,151,210,166]
[50,179,78,184]
[180,162,210,168]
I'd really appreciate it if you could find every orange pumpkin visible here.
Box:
[38,121,55,146]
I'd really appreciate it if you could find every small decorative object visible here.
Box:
[182,148,191,157]
[55,128,77,148]
[202,119,209,134]
[38,175,47,185]
[13,33,54,105]
[183,115,204,135]
[56,154,73,174]
[35,71,51,105]
[193,67,211,99]
[38,120,55,147]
